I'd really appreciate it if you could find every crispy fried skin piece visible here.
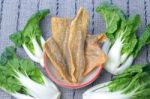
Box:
[51,17,72,58]
[67,7,89,82]
[51,17,75,82]
[46,7,106,83]
[45,37,71,83]
[84,34,107,76]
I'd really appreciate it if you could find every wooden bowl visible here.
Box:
[44,50,103,89]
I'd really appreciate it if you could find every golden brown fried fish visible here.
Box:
[51,17,72,58]
[67,7,89,82]
[45,7,106,84]
[51,17,76,82]
[45,37,71,83]
[84,34,107,76]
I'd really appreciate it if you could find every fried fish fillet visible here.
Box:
[45,37,71,83]
[51,17,75,82]
[45,7,106,83]
[51,17,72,58]
[67,7,89,82]
[84,34,107,76]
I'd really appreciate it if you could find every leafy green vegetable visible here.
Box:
[83,64,150,99]
[118,15,140,56]
[96,3,125,34]
[134,24,150,56]
[0,46,60,99]
[10,9,49,67]
[109,64,150,98]
[96,3,150,75]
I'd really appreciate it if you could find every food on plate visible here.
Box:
[45,7,106,83]
[10,9,49,67]
[83,64,150,99]
[67,7,88,83]
[0,46,60,99]
[84,34,107,76]
[96,3,150,75]
[45,37,71,83]
[51,17,71,58]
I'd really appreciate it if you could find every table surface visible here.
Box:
[0,0,150,99]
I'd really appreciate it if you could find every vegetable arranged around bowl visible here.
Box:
[83,64,150,99]
[0,1,150,99]
[0,46,60,99]
[97,3,150,75]
[10,9,49,67]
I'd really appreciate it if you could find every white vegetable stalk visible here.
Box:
[120,53,129,63]
[117,55,134,74]
[83,92,130,99]
[107,37,123,68]
[40,36,46,48]
[12,93,37,99]
[104,36,134,75]
[83,82,130,99]
[23,37,45,67]
[102,39,111,54]
[84,82,110,94]
[16,72,60,99]
[105,55,134,75]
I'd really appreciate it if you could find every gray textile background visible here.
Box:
[0,0,150,99]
